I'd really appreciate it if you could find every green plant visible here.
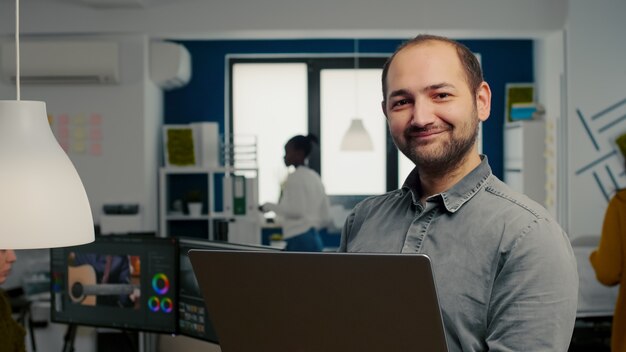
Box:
[185,190,204,203]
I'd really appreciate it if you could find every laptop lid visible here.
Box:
[189,250,448,352]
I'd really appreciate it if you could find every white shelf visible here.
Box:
[158,167,260,242]
[165,213,235,221]
[504,120,546,205]
[165,215,207,220]
[160,166,258,174]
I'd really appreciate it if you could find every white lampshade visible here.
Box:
[0,100,94,249]
[340,118,374,151]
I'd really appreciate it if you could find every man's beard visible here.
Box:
[397,111,480,176]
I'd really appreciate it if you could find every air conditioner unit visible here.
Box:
[1,41,120,84]
[150,41,191,90]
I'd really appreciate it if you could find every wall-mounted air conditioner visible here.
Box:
[150,41,191,90]
[0,41,120,85]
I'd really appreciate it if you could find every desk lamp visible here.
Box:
[0,0,94,249]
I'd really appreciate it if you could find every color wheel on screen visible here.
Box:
[148,296,160,312]
[152,273,169,295]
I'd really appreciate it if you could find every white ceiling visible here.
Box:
[0,0,568,40]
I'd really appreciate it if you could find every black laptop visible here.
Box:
[189,250,448,352]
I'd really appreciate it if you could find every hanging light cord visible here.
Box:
[354,38,359,70]
[15,0,20,101]
[354,38,359,116]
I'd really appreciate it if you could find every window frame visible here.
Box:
[228,55,399,194]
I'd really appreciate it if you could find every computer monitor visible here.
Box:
[177,238,277,342]
[50,235,178,334]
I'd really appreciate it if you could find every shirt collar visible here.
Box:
[401,155,492,213]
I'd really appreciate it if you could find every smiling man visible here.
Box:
[338,35,578,351]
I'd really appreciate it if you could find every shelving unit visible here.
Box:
[158,166,261,242]
[503,120,546,205]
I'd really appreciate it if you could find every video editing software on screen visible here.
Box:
[50,235,178,333]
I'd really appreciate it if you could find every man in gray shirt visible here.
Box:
[338,34,578,351]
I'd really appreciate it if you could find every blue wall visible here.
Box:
[164,38,534,181]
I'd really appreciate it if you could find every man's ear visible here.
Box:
[476,82,491,122]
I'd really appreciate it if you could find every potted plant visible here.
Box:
[185,190,204,216]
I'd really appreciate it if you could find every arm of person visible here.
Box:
[261,177,309,220]
[0,291,26,352]
[115,256,133,306]
[337,210,356,252]
[119,256,131,284]
[486,218,578,352]
[589,194,624,286]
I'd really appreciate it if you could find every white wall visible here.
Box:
[0,0,566,39]
[0,34,161,230]
[566,0,626,239]
[143,40,164,233]
[533,31,565,220]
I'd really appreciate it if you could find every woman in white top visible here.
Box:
[261,134,331,252]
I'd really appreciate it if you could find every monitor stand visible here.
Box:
[62,324,78,352]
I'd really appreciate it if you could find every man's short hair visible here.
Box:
[381,34,484,103]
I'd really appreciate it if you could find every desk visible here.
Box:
[569,237,615,352]
[261,226,341,250]
[570,316,612,352]
[573,243,619,317]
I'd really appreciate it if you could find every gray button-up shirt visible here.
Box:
[339,156,578,352]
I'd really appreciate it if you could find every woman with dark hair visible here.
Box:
[0,249,26,352]
[260,134,331,252]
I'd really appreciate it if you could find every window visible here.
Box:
[231,63,308,205]
[320,68,386,195]
[232,56,454,203]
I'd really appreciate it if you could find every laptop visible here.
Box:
[189,250,448,352]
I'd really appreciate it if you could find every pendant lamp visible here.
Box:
[0,0,94,249]
[340,39,374,152]
[340,118,374,151]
